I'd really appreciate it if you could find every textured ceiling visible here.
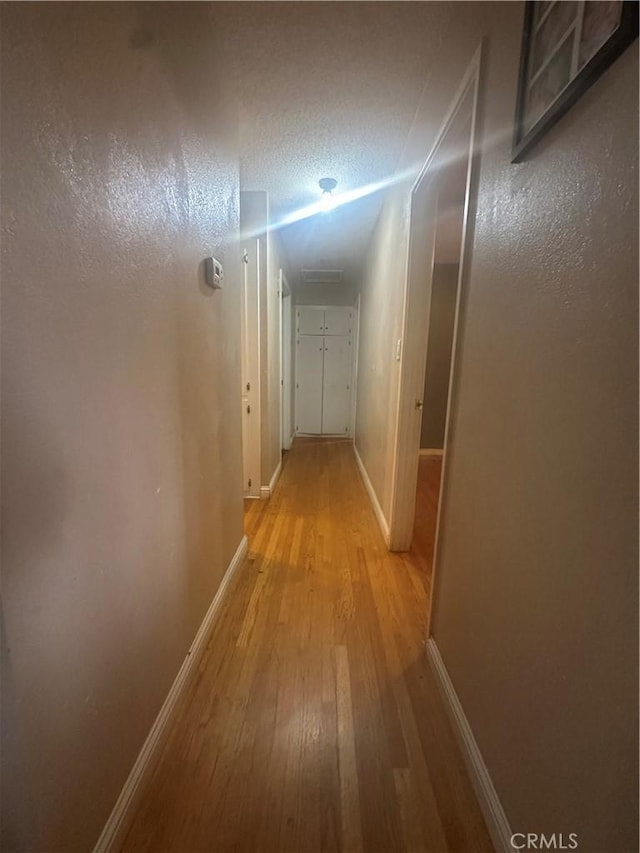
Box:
[219,2,453,289]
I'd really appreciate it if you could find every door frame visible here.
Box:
[388,43,484,562]
[280,270,293,450]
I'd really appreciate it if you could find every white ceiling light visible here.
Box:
[319,177,338,212]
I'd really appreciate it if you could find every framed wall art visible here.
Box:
[512,1,639,162]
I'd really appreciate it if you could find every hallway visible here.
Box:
[2,4,637,851]
[122,439,492,853]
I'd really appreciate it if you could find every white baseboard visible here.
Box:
[418,448,444,457]
[426,637,513,853]
[260,456,283,500]
[270,457,282,492]
[94,535,249,853]
[353,443,390,546]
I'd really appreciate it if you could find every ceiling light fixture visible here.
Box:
[319,177,337,212]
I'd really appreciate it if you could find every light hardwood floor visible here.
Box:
[122,438,492,853]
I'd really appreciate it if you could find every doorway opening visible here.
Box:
[388,48,482,617]
[410,142,467,580]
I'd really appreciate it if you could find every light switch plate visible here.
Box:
[205,257,224,289]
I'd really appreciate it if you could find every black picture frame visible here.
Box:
[512,0,639,163]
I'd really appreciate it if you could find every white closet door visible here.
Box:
[296,305,325,336]
[295,335,324,434]
[323,306,352,336]
[322,335,352,435]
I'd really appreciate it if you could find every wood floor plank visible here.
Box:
[334,645,363,853]
[394,767,427,853]
[121,438,493,853]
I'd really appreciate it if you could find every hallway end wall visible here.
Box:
[355,4,638,851]
[1,5,243,851]
[294,280,358,306]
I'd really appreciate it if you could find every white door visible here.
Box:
[322,335,352,435]
[241,242,261,497]
[295,335,324,434]
[324,306,353,336]
[297,305,325,336]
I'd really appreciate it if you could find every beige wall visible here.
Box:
[1,5,243,851]
[420,264,458,450]
[355,187,410,518]
[356,3,638,851]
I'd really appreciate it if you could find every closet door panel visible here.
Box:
[323,306,352,336]
[322,336,352,435]
[296,306,326,336]
[295,335,324,434]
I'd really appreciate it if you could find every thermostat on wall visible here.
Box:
[205,257,224,289]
